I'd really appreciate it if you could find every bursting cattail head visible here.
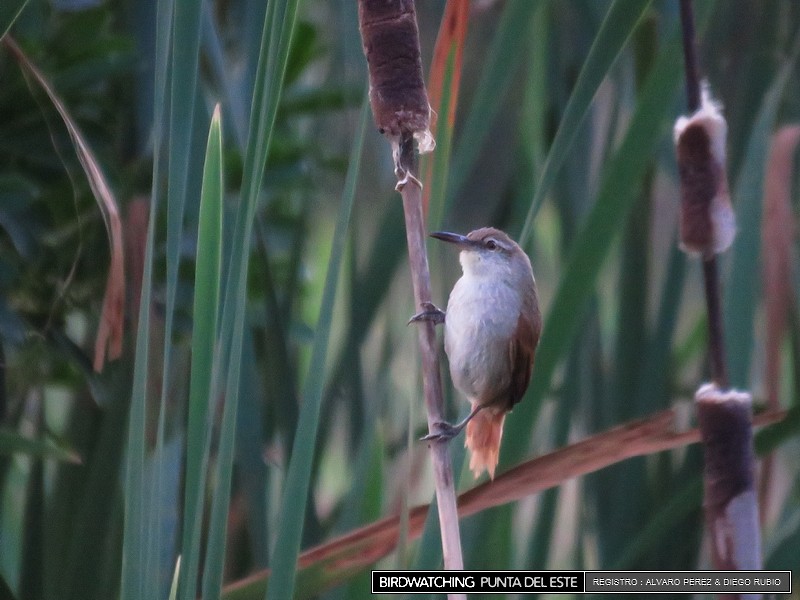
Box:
[358,0,434,152]
[674,85,736,257]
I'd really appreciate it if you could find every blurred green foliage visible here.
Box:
[0,1,799,599]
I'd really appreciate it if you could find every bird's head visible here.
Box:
[431,227,530,281]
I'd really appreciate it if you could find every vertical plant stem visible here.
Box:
[397,134,466,586]
[680,0,760,583]
[680,0,729,389]
[701,258,729,388]
[357,0,464,587]
[679,0,701,112]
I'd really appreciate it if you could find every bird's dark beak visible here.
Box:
[430,231,477,249]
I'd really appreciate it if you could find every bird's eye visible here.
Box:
[486,239,498,251]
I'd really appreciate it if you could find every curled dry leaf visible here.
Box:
[3,36,125,372]
[222,408,786,598]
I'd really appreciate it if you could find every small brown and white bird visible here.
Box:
[416,227,541,479]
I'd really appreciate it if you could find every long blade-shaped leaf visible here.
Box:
[444,0,534,213]
[723,34,800,388]
[183,106,225,600]
[0,429,81,464]
[518,0,654,245]
[122,0,173,596]
[215,0,301,480]
[0,0,30,38]
[265,100,368,600]
[502,3,713,469]
[164,2,204,599]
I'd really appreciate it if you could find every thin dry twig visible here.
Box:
[678,0,729,387]
[358,0,463,588]
[396,135,464,574]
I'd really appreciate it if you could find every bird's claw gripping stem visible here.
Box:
[420,420,464,442]
[408,301,445,325]
[420,405,485,442]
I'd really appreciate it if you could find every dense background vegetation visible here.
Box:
[1,0,799,599]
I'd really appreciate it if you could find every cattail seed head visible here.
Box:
[694,382,760,570]
[358,0,434,152]
[674,85,736,257]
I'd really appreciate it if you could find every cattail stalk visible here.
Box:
[358,0,465,586]
[678,0,762,588]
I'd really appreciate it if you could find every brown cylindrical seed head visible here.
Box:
[674,86,736,257]
[695,383,761,571]
[358,0,432,144]
[695,384,755,506]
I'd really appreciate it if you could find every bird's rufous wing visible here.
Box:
[505,291,542,410]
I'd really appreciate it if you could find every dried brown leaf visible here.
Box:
[422,0,469,214]
[222,408,786,598]
[125,198,150,334]
[762,125,800,408]
[759,124,800,523]
[3,36,125,372]
[427,0,468,132]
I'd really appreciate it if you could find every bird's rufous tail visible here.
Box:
[465,403,505,479]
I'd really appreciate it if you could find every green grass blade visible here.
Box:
[121,0,173,596]
[196,105,245,598]
[325,198,405,403]
[169,556,181,600]
[265,100,368,600]
[231,325,270,568]
[511,0,548,226]
[120,169,158,600]
[528,351,580,568]
[723,35,800,389]
[0,0,30,38]
[144,0,179,596]
[121,255,152,600]
[611,478,702,568]
[501,7,710,469]
[181,106,224,600]
[198,1,301,594]
[162,0,203,402]
[0,429,80,464]
[49,392,127,600]
[444,0,534,213]
[519,0,654,245]
[217,0,300,433]
[196,2,301,595]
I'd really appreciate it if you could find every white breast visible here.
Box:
[444,272,521,403]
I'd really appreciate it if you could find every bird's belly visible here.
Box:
[444,279,519,404]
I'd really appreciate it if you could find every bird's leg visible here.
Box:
[408,301,445,325]
[421,404,485,442]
